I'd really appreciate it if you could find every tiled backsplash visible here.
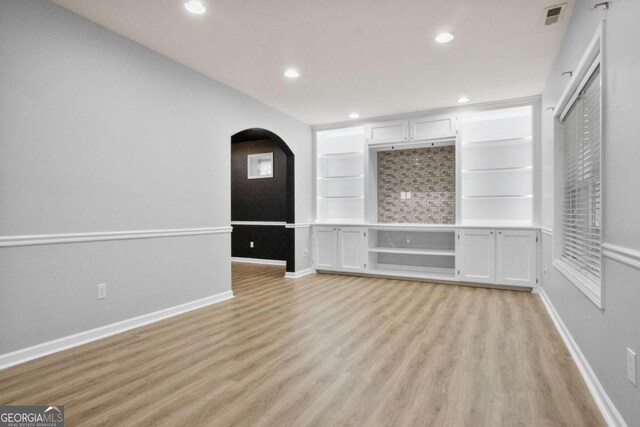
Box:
[377,146,456,224]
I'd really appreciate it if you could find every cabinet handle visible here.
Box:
[333,228,336,231]
[498,231,502,235]
[490,231,494,234]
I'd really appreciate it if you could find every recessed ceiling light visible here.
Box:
[435,32,454,43]
[457,96,470,103]
[184,0,206,14]
[349,113,360,119]
[284,69,300,78]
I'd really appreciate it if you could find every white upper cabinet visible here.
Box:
[365,120,409,145]
[409,114,457,142]
[366,115,457,146]
[496,229,537,287]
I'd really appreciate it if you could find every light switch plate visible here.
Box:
[406,192,412,199]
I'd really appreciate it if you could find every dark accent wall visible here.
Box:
[231,136,294,271]
[231,139,288,221]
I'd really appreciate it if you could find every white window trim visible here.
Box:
[553,23,605,310]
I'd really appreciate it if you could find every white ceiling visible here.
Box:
[50,0,574,125]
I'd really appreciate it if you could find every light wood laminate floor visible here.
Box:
[0,263,604,426]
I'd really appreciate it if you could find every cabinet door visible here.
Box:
[410,114,456,141]
[338,227,366,272]
[496,230,537,287]
[366,120,409,145]
[315,227,338,270]
[457,229,496,284]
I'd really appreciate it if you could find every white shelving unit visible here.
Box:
[316,127,366,223]
[459,106,533,226]
[368,228,456,280]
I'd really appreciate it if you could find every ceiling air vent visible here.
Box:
[544,4,566,25]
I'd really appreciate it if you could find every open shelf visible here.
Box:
[316,126,365,223]
[318,151,363,158]
[368,229,456,279]
[369,247,454,256]
[460,106,533,225]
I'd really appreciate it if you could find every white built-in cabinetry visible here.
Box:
[368,228,456,280]
[316,127,366,223]
[365,114,457,146]
[313,101,539,290]
[313,225,537,288]
[459,106,533,226]
[313,226,366,273]
[456,228,537,287]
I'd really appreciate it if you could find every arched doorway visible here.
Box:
[230,128,295,273]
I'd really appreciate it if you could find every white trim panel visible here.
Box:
[231,257,286,266]
[539,289,628,427]
[541,227,553,236]
[285,223,312,229]
[0,227,233,248]
[602,243,640,271]
[0,291,234,370]
[284,268,316,279]
[230,221,286,226]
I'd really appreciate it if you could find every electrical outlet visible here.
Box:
[400,192,406,200]
[406,236,411,244]
[303,248,309,257]
[628,348,637,386]
[250,241,254,248]
[97,283,107,300]
[543,266,548,277]
[406,191,412,199]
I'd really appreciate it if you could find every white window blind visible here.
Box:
[561,65,601,284]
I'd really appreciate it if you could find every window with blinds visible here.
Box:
[560,65,601,285]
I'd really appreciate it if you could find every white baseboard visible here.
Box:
[539,289,628,427]
[0,290,234,371]
[284,268,316,279]
[231,257,286,266]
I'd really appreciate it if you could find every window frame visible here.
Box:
[552,23,605,309]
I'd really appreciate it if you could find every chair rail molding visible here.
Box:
[602,243,640,271]
[0,227,233,248]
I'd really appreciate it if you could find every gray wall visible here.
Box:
[541,1,640,425]
[0,0,311,355]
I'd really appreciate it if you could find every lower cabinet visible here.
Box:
[496,229,537,287]
[314,226,366,273]
[314,225,537,289]
[457,228,537,288]
[456,229,496,284]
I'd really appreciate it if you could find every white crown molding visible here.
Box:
[0,290,234,370]
[0,227,232,248]
[231,257,286,266]
[284,268,316,279]
[602,243,640,271]
[538,289,628,427]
